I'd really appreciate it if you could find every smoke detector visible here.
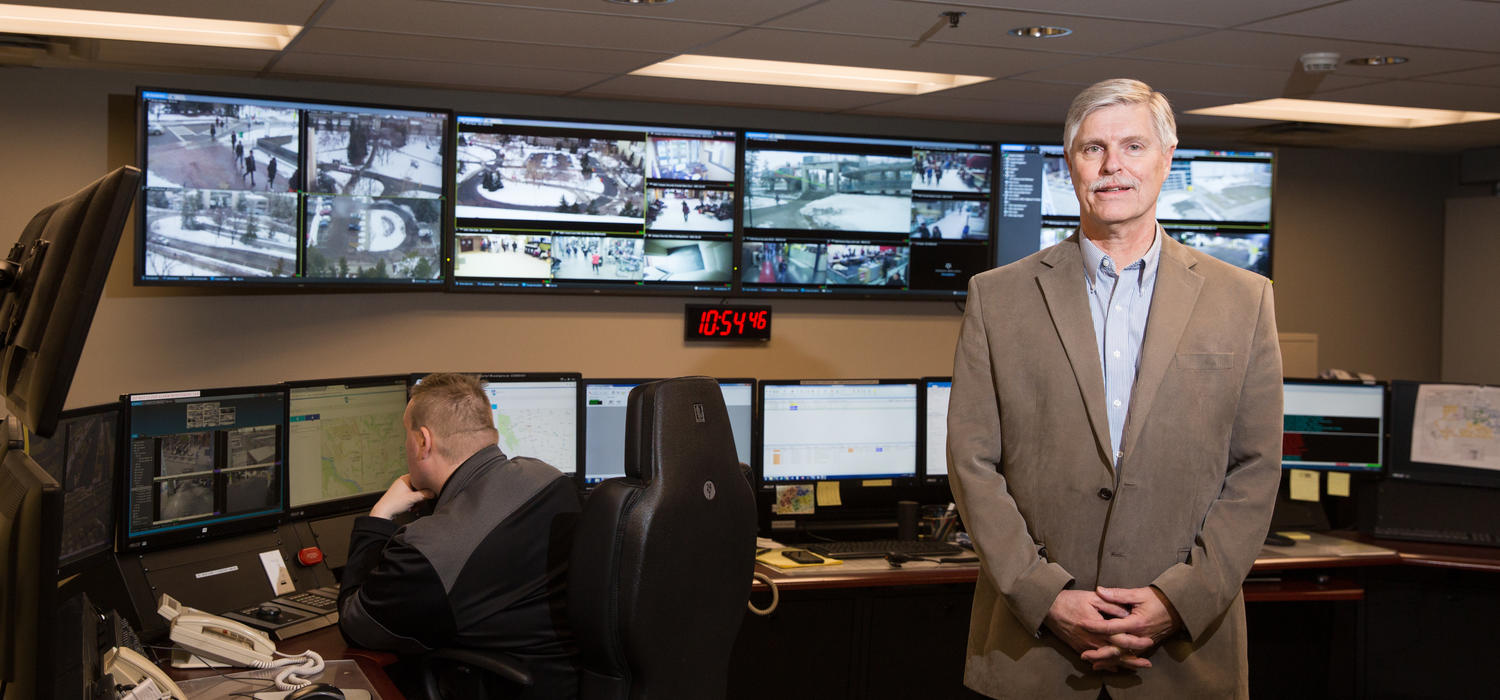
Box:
[1299,52,1340,72]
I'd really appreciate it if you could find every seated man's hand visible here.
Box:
[370,475,435,520]
[1087,586,1182,658]
[1045,589,1150,672]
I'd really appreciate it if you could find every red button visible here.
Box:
[297,547,324,566]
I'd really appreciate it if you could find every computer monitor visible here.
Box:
[285,375,411,519]
[740,131,993,298]
[1282,379,1386,472]
[0,166,140,439]
[120,385,287,552]
[996,143,1273,277]
[450,115,737,294]
[920,378,951,482]
[23,403,121,577]
[758,380,918,482]
[136,88,449,287]
[580,378,753,484]
[423,373,581,475]
[0,445,63,700]
[1387,380,1500,490]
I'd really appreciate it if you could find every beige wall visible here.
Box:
[1442,196,1500,384]
[0,68,1451,408]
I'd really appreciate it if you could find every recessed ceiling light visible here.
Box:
[1009,26,1072,39]
[1347,55,1409,66]
[0,3,300,50]
[630,55,991,95]
[1187,98,1500,129]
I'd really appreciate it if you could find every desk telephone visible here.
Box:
[102,645,187,700]
[150,593,325,690]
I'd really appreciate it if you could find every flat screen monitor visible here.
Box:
[415,373,579,475]
[120,386,286,552]
[740,131,993,298]
[581,378,753,484]
[1387,380,1500,490]
[23,403,120,576]
[0,447,62,700]
[285,375,411,519]
[996,144,1273,277]
[450,115,737,294]
[759,380,918,482]
[921,378,951,482]
[137,88,448,287]
[1282,379,1385,472]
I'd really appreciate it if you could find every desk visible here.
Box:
[734,533,1500,700]
[164,626,404,700]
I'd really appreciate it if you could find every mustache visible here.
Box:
[1088,176,1140,192]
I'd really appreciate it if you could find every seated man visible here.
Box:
[338,372,581,699]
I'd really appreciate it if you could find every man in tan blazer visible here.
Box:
[948,79,1282,699]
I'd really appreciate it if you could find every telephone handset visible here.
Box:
[157,593,325,690]
[102,645,188,700]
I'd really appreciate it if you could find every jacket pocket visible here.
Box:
[1174,352,1233,371]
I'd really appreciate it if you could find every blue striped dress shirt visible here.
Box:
[1080,229,1163,465]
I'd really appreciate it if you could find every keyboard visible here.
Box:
[805,539,964,560]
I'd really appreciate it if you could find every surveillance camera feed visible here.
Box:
[997,144,1273,278]
[138,89,447,286]
[451,115,737,293]
[741,132,993,297]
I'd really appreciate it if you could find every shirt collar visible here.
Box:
[1081,225,1164,290]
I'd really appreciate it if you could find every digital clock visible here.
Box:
[684,304,772,342]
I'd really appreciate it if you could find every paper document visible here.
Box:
[1410,384,1500,472]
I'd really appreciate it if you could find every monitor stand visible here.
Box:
[1266,476,1331,545]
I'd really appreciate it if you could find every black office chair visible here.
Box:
[569,376,757,700]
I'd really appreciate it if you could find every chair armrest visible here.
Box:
[421,647,533,699]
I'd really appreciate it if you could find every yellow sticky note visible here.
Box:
[1278,531,1312,541]
[861,479,892,487]
[1289,469,1320,502]
[816,481,842,507]
[1326,472,1351,497]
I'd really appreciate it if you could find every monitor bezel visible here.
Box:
[918,376,952,485]
[755,378,922,486]
[738,128,995,301]
[447,112,741,297]
[24,401,125,578]
[134,86,454,290]
[118,383,290,553]
[282,374,414,521]
[1280,377,1389,474]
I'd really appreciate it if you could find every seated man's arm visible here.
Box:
[1150,279,1283,640]
[338,516,455,653]
[948,278,1074,635]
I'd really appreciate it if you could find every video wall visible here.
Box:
[135,88,1274,298]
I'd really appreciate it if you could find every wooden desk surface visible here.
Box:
[164,626,404,700]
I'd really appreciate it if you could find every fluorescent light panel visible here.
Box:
[0,3,300,50]
[631,54,990,95]
[1188,98,1500,129]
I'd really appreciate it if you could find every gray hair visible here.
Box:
[1063,78,1178,153]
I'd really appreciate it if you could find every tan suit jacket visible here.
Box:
[948,234,1282,699]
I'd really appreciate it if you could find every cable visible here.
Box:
[747,572,779,616]
[251,649,325,690]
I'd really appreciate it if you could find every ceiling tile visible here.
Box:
[913,0,1336,28]
[17,0,321,24]
[290,28,669,73]
[315,0,742,52]
[270,52,609,94]
[1242,0,1500,53]
[573,74,889,112]
[1015,56,1381,99]
[765,0,1210,55]
[1420,64,1500,88]
[93,40,277,72]
[450,0,823,25]
[694,28,1062,78]
[1121,30,1500,80]
[1315,79,1500,112]
[848,94,1062,124]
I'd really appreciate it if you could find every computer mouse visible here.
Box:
[885,552,913,567]
[286,683,345,700]
[1264,532,1296,547]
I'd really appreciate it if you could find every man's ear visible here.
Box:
[417,425,435,460]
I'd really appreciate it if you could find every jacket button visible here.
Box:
[1097,488,1114,501]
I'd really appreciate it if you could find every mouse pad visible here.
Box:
[254,690,371,700]
[756,548,842,569]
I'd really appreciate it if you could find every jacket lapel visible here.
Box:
[1122,237,1204,457]
[1036,236,1113,470]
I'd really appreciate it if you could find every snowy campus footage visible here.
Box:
[142,95,445,281]
[456,133,646,223]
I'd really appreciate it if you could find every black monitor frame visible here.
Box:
[282,374,413,521]
[1388,380,1500,490]
[739,128,995,300]
[0,443,63,700]
[918,376,952,484]
[448,112,740,297]
[23,402,124,578]
[1281,377,1388,473]
[755,378,921,486]
[578,377,755,485]
[118,383,289,553]
[135,86,453,290]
